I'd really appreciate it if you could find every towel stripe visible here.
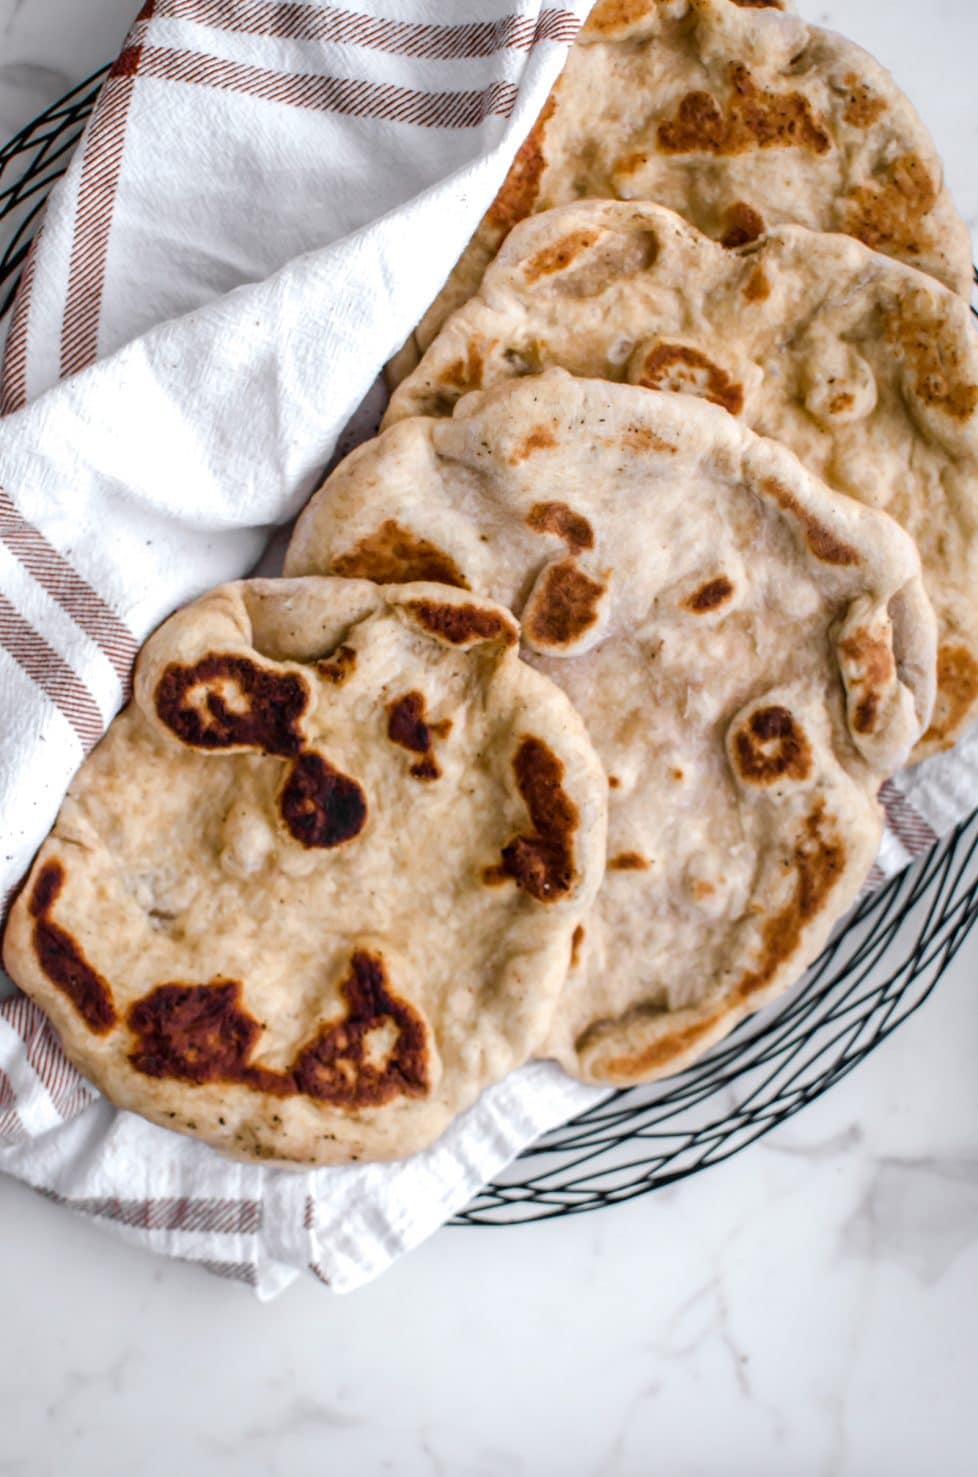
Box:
[0,232,41,416]
[0,491,137,686]
[0,1068,29,1144]
[879,779,939,855]
[1,994,91,1119]
[60,56,143,380]
[138,44,520,126]
[149,0,581,59]
[0,592,105,750]
[40,1192,264,1234]
[197,1259,259,1285]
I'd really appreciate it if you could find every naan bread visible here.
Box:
[2,578,607,1162]
[392,0,970,385]
[387,201,978,758]
[286,373,936,1085]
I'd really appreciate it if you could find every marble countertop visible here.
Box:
[1,2,977,1473]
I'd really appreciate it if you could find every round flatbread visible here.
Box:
[393,0,970,384]
[2,578,607,1162]
[387,199,978,760]
[286,373,936,1085]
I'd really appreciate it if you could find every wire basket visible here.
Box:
[3,71,977,1229]
[0,67,109,319]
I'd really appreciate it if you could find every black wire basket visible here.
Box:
[0,67,109,319]
[3,72,977,1229]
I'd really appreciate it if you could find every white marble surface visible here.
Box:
[1,2,977,1473]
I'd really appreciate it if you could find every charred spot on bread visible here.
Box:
[484,737,579,903]
[28,861,117,1033]
[279,752,367,848]
[155,654,308,756]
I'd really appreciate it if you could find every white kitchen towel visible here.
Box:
[0,0,973,1298]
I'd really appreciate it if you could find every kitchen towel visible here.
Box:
[0,0,973,1297]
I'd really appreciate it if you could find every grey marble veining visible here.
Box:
[0,3,977,1474]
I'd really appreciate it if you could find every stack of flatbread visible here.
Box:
[5,0,976,1166]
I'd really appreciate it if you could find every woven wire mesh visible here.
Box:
[2,73,977,1229]
[455,812,978,1223]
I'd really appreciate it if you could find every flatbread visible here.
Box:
[2,578,607,1162]
[286,373,937,1085]
[392,0,971,385]
[387,200,978,760]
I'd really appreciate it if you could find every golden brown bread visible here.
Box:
[2,578,607,1161]
[389,0,971,387]
[387,200,978,759]
[287,372,937,1084]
